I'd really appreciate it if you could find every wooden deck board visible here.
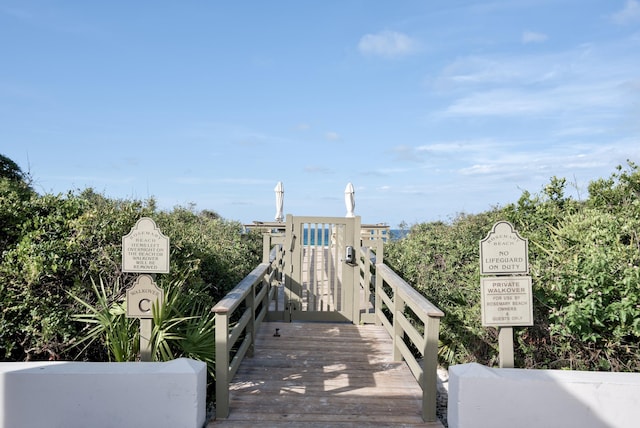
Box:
[208,322,443,427]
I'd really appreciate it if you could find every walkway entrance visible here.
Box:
[275,215,361,323]
[212,215,443,423]
[207,322,443,427]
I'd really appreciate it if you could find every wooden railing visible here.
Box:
[212,227,443,423]
[211,238,284,419]
[358,244,444,423]
[360,223,391,242]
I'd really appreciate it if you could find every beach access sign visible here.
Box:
[479,220,529,275]
[122,217,170,273]
[479,221,533,327]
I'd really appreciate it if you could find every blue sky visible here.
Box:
[2,1,639,228]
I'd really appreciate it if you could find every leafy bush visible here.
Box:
[386,210,504,365]
[541,209,640,370]
[387,161,640,371]
[0,159,262,362]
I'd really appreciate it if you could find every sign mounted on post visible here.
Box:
[126,274,164,319]
[480,221,529,275]
[479,221,532,368]
[481,276,533,327]
[122,217,170,273]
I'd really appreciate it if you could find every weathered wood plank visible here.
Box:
[208,322,443,427]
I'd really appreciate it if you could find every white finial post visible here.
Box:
[274,181,284,222]
[345,182,355,217]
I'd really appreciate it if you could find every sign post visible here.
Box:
[122,217,170,362]
[126,274,165,361]
[480,221,532,368]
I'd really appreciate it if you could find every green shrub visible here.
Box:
[0,166,261,361]
[387,161,640,371]
[386,210,504,366]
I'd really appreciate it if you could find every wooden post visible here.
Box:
[348,216,361,324]
[422,316,441,422]
[262,233,271,263]
[374,239,384,326]
[374,246,383,326]
[246,279,255,359]
[139,318,153,362]
[498,327,514,368]
[215,311,230,418]
[392,289,405,362]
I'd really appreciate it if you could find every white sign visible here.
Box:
[122,217,170,273]
[480,221,529,275]
[481,276,533,327]
[126,274,164,319]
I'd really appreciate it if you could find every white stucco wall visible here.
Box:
[449,362,640,428]
[0,358,206,428]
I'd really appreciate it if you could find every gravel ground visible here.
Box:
[437,367,449,427]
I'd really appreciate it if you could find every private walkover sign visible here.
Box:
[479,221,533,368]
[479,221,533,327]
[480,276,533,327]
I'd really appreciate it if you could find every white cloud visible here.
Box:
[417,139,501,154]
[325,131,340,141]
[304,165,332,174]
[391,145,424,162]
[358,30,418,58]
[522,31,548,44]
[435,53,576,89]
[435,41,639,121]
[453,142,637,188]
[612,0,640,25]
[442,89,554,116]
[459,164,496,175]
[442,80,628,118]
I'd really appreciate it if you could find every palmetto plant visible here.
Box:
[69,276,216,379]
[69,277,138,362]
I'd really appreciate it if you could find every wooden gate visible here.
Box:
[277,214,361,323]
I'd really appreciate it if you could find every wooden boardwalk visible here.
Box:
[207,322,444,427]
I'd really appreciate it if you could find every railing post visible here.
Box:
[262,233,271,263]
[283,215,293,322]
[373,240,383,326]
[362,246,372,321]
[422,315,441,422]
[214,310,230,419]
[350,216,361,324]
[374,261,383,326]
[272,251,281,313]
[392,287,404,362]
[247,280,256,358]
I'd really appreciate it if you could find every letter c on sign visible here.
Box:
[139,298,152,313]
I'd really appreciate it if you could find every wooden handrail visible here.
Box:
[372,260,444,422]
[356,244,444,423]
[375,263,444,317]
[211,238,284,419]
